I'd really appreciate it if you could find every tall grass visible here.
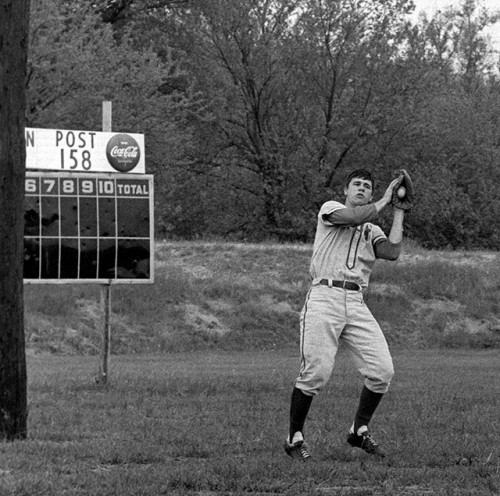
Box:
[377,260,498,315]
[368,253,500,348]
[24,242,500,354]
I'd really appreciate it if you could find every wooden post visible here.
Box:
[97,101,113,384]
[0,0,30,439]
[98,283,112,383]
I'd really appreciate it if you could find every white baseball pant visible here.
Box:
[294,284,394,396]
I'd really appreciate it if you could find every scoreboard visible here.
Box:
[24,171,154,283]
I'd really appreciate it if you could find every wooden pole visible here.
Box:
[0,0,30,439]
[98,283,111,383]
[97,101,113,384]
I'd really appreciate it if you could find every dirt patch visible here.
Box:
[258,294,296,314]
[369,282,407,298]
[184,303,231,336]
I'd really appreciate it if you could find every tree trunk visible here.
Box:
[0,0,30,440]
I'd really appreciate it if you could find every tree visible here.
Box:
[417,0,500,84]
[179,0,307,237]
[93,0,191,26]
[397,0,500,248]
[161,0,426,239]
[0,0,30,440]
[25,0,500,247]
[288,0,416,188]
[27,0,199,237]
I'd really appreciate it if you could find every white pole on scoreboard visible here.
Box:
[97,101,113,384]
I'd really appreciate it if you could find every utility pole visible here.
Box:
[0,0,31,440]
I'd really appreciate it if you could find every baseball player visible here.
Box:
[284,168,413,461]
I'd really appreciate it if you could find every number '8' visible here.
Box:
[62,180,75,194]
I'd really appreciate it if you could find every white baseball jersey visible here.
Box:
[309,201,387,289]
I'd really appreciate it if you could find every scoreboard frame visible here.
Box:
[24,171,154,285]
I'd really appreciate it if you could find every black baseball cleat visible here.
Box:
[284,432,311,461]
[347,428,386,457]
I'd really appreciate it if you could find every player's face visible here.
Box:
[344,177,373,207]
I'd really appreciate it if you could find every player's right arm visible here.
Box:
[323,204,379,226]
[322,177,401,226]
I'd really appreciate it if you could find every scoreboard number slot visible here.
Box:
[24,172,154,284]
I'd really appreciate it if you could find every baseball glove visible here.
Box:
[391,169,414,211]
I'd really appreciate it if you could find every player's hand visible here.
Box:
[374,177,402,213]
[382,177,402,204]
[374,177,401,212]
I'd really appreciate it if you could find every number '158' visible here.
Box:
[61,149,92,170]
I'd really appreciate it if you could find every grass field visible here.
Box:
[1,349,498,495]
[15,241,500,494]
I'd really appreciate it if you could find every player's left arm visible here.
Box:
[374,208,405,261]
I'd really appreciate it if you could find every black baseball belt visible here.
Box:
[319,279,361,291]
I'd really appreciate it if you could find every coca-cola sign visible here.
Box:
[106,133,141,172]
